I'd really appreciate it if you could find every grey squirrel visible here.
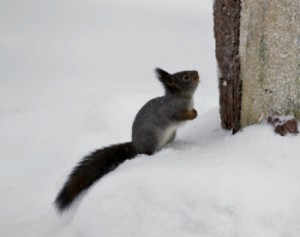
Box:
[55,68,200,212]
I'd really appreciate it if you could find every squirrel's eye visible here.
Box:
[183,75,190,81]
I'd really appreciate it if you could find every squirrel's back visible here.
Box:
[132,95,193,154]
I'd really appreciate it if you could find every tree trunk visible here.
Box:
[214,0,300,134]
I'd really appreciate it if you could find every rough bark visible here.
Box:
[214,0,300,133]
[213,0,242,133]
[239,0,300,127]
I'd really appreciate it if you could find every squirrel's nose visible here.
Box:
[191,71,200,82]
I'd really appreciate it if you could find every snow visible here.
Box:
[1,0,300,237]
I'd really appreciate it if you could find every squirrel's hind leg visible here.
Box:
[132,131,158,155]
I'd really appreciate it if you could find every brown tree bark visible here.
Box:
[213,0,242,134]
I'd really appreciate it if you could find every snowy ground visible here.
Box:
[1,0,300,236]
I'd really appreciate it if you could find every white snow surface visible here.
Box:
[1,1,300,237]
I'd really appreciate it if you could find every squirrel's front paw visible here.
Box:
[183,109,197,120]
[190,109,198,120]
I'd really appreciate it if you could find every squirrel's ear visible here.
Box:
[155,68,169,78]
[155,68,175,85]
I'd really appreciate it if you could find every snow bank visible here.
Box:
[1,0,300,237]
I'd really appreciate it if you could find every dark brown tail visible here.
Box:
[55,142,137,212]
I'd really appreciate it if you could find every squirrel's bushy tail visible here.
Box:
[55,142,137,212]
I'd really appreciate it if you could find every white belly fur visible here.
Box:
[158,99,194,149]
[158,122,184,149]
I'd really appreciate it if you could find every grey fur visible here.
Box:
[132,68,199,154]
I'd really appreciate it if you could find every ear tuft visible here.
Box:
[155,68,170,81]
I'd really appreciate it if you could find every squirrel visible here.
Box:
[55,68,200,213]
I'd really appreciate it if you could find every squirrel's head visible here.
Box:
[155,68,200,97]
